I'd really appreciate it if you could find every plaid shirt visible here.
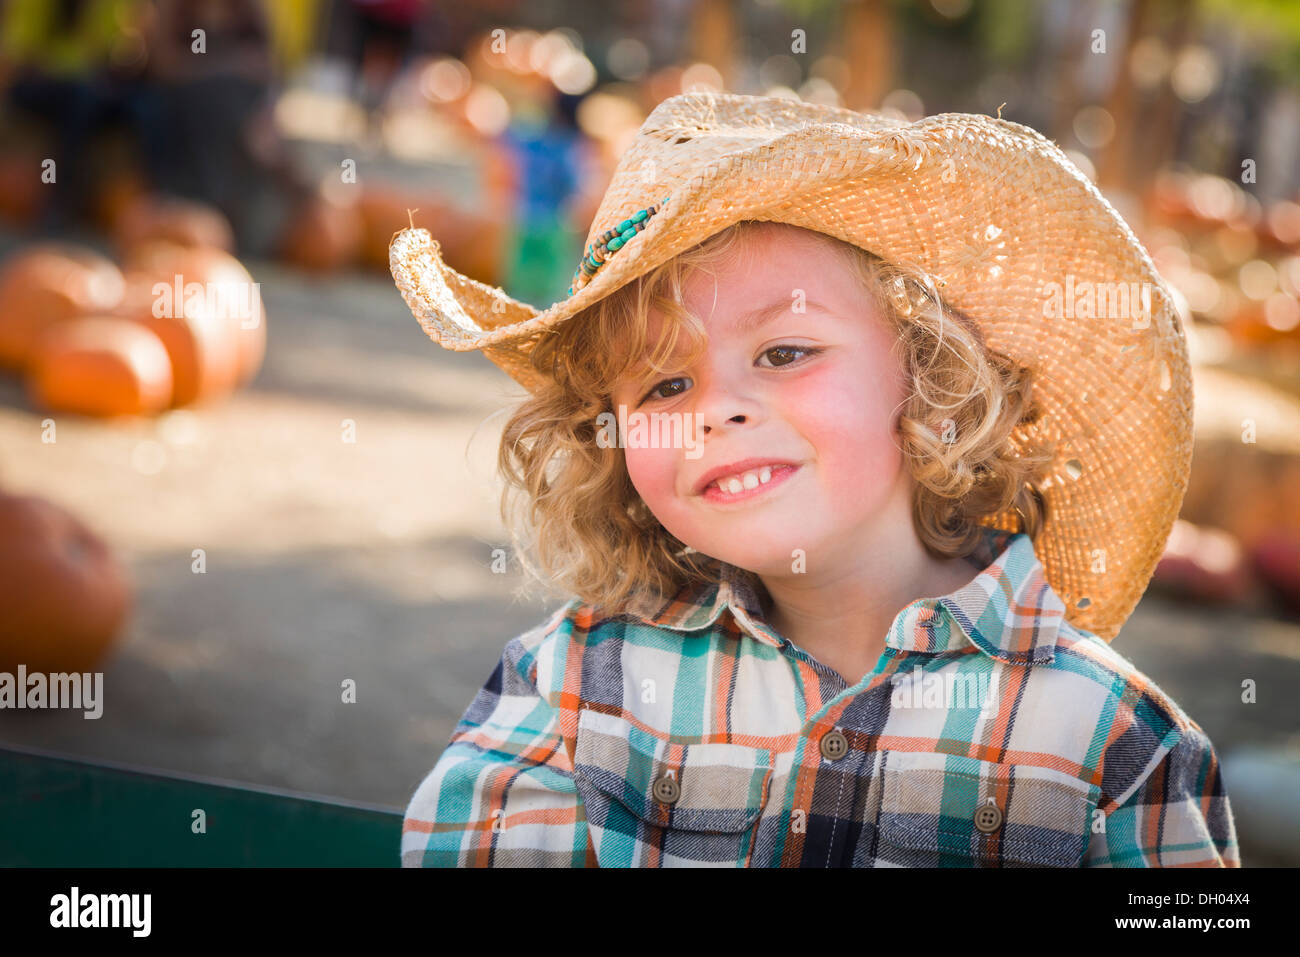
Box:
[403,526,1240,867]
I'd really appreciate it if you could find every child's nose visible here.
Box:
[692,366,765,433]
[701,413,747,435]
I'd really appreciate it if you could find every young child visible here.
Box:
[390,92,1240,867]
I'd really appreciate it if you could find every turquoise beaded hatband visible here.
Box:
[568,196,671,297]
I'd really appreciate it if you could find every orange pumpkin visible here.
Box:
[27,316,173,417]
[0,245,126,372]
[1221,298,1300,348]
[121,239,193,275]
[119,244,265,396]
[169,247,264,388]
[113,195,235,256]
[360,186,506,285]
[0,150,45,226]
[112,270,238,407]
[439,208,507,288]
[279,192,363,272]
[0,491,132,674]
[358,186,418,268]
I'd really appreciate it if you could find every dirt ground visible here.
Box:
[1,248,1297,866]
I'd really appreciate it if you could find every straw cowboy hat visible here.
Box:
[389,90,1193,644]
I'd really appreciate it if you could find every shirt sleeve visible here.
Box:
[1083,721,1241,867]
[401,612,593,867]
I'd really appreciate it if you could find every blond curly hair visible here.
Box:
[496,220,1052,614]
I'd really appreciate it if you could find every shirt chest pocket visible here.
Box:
[572,708,774,866]
[874,749,1100,868]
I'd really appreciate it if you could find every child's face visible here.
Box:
[610,226,914,578]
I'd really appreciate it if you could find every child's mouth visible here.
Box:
[700,464,800,505]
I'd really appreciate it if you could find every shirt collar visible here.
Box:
[607,526,1066,666]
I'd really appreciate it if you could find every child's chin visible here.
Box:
[706,536,813,571]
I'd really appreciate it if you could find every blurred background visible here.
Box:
[0,0,1297,865]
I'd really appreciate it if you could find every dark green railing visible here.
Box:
[0,745,403,866]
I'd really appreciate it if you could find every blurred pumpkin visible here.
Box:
[27,316,173,417]
[168,247,264,388]
[119,243,265,394]
[0,491,132,674]
[360,186,506,286]
[120,239,178,274]
[439,208,507,289]
[358,186,419,268]
[279,191,362,272]
[1223,296,1300,348]
[0,150,45,226]
[112,268,240,407]
[0,245,125,372]
[113,195,235,256]
[1222,300,1274,347]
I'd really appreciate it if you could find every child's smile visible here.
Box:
[697,461,801,505]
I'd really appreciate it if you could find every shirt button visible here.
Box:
[819,729,849,761]
[652,775,680,805]
[974,800,1003,833]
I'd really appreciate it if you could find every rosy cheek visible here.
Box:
[624,444,680,503]
[780,369,867,440]
[778,368,900,483]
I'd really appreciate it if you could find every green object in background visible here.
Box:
[503,210,582,309]
[0,745,403,867]
[0,0,141,76]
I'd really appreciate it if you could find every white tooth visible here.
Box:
[759,467,772,484]
[742,472,759,490]
[725,477,743,494]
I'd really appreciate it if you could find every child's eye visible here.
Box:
[758,344,823,368]
[638,346,823,402]
[642,376,692,402]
